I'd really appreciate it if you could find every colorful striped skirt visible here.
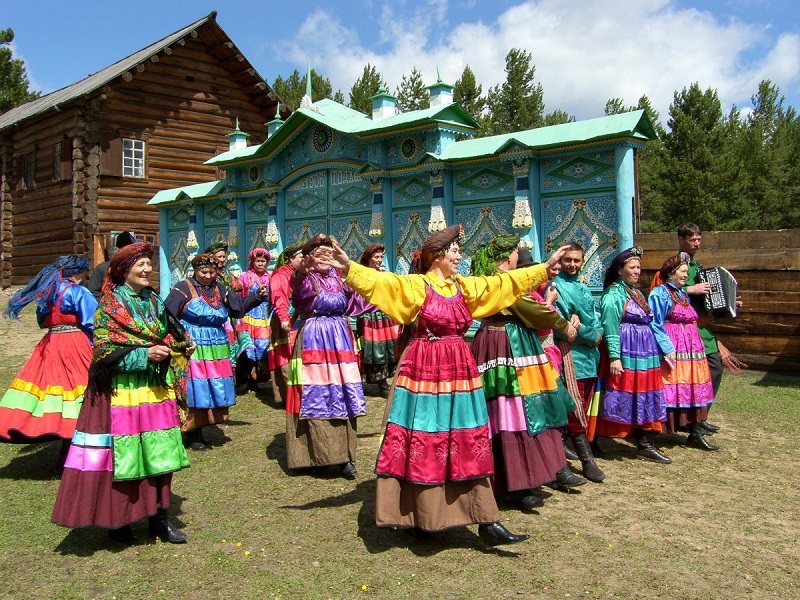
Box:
[597,311,666,437]
[236,301,271,362]
[662,317,714,431]
[376,335,493,485]
[0,324,91,442]
[52,370,189,529]
[472,322,572,492]
[356,310,400,383]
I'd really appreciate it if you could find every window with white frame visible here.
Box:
[122,138,146,178]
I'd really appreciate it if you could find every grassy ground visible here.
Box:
[1,303,799,599]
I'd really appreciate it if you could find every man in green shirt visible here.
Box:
[552,243,605,482]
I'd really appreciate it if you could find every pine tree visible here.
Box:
[349,64,382,115]
[0,28,40,114]
[736,81,800,228]
[271,68,333,112]
[453,65,485,122]
[543,109,574,126]
[656,83,729,230]
[395,67,428,113]
[484,49,545,136]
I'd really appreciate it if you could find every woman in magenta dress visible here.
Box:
[235,247,272,391]
[648,253,717,450]
[327,225,570,547]
[1,255,96,458]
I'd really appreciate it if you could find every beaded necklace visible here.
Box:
[666,283,690,308]
[620,282,651,314]
[193,279,222,309]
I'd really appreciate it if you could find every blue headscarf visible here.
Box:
[2,255,89,320]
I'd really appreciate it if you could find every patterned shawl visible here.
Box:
[90,286,192,422]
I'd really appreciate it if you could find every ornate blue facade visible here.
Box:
[151,84,655,292]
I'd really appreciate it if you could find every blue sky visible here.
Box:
[2,0,799,125]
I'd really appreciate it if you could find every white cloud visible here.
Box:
[276,0,800,124]
[7,41,45,94]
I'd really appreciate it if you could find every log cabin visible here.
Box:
[0,11,288,287]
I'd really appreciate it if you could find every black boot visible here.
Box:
[186,428,207,451]
[554,465,587,488]
[635,430,672,464]
[57,439,71,470]
[701,420,720,434]
[511,489,545,511]
[572,433,606,482]
[562,430,578,461]
[478,522,529,547]
[341,462,357,479]
[377,379,390,399]
[148,508,188,543]
[687,422,720,451]
[199,426,211,445]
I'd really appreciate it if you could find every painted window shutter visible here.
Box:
[59,137,72,180]
[100,133,123,176]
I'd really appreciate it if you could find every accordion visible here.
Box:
[698,266,738,319]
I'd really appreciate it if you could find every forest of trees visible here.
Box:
[2,29,797,233]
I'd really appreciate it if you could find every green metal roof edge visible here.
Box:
[439,110,656,161]
[149,180,226,206]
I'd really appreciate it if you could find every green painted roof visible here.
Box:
[440,110,657,161]
[206,99,480,167]
[149,180,226,205]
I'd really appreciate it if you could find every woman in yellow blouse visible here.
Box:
[327,225,569,547]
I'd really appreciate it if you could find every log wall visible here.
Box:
[2,24,280,286]
[636,229,800,374]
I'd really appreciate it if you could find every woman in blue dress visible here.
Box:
[165,253,267,450]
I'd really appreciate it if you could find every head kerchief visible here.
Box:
[470,233,520,276]
[301,234,333,257]
[359,243,385,267]
[604,246,644,289]
[191,253,217,271]
[204,240,229,255]
[650,251,691,290]
[103,241,154,295]
[275,241,305,269]
[2,255,90,320]
[418,224,463,274]
[248,247,271,269]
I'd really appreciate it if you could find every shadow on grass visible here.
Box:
[590,437,634,462]
[0,440,63,480]
[53,493,187,556]
[752,372,800,388]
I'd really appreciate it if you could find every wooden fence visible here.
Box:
[636,229,800,374]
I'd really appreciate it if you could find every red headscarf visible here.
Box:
[301,234,333,256]
[650,252,690,290]
[102,241,154,295]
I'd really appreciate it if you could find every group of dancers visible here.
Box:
[0,221,731,548]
